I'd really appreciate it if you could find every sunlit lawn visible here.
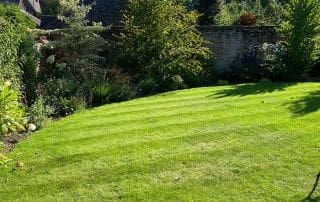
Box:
[1,82,320,201]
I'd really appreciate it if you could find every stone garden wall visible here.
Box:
[198,26,279,70]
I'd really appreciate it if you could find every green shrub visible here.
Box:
[27,97,55,129]
[93,83,112,106]
[162,75,187,91]
[223,42,287,83]
[137,78,158,95]
[116,0,213,92]
[92,68,136,105]
[0,82,25,137]
[214,0,250,25]
[188,0,218,25]
[258,42,287,80]
[280,0,320,80]
[93,81,136,106]
[217,80,229,85]
[259,78,272,84]
[57,97,85,116]
[41,79,84,116]
[41,0,60,15]
[214,0,284,26]
[19,34,39,105]
[265,0,285,25]
[0,4,36,90]
[107,83,135,103]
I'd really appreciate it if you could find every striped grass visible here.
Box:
[1,82,320,201]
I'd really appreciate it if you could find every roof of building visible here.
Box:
[0,0,41,13]
[2,0,125,29]
[0,0,20,4]
[26,0,41,14]
[0,0,41,25]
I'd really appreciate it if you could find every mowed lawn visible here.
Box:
[1,82,320,201]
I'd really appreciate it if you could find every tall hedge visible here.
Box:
[0,4,36,89]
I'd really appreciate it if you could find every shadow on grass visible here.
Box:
[302,172,320,202]
[302,197,320,202]
[210,82,296,98]
[286,90,320,116]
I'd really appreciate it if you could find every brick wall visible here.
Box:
[199,26,279,70]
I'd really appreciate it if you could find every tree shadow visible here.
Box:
[286,90,320,116]
[302,197,320,202]
[301,172,320,202]
[210,82,296,98]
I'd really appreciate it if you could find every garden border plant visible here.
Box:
[0,4,37,142]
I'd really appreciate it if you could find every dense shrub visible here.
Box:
[214,0,284,26]
[310,59,320,78]
[0,18,20,88]
[223,42,287,83]
[0,5,37,137]
[40,78,85,116]
[116,0,213,93]
[214,0,250,25]
[27,97,55,129]
[0,82,25,137]
[92,67,136,106]
[41,0,60,15]
[189,0,219,25]
[225,46,260,83]
[280,0,320,80]
[264,0,285,25]
[0,5,36,90]
[19,35,39,105]
[137,78,158,95]
[258,42,288,80]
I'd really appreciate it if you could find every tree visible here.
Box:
[40,0,107,115]
[116,0,213,91]
[214,0,284,26]
[40,0,60,15]
[192,0,218,25]
[280,0,320,80]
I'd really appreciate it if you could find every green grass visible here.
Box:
[1,82,320,201]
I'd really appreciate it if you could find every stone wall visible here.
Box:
[199,26,279,70]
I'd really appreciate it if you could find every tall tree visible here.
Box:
[40,0,60,15]
[280,0,320,80]
[117,0,213,91]
[39,0,107,115]
[193,0,218,25]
